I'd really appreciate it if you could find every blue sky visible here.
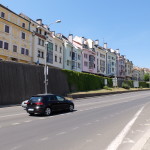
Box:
[1,0,150,68]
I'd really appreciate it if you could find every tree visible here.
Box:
[144,73,150,81]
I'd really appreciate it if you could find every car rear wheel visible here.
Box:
[45,107,51,116]
[69,105,74,112]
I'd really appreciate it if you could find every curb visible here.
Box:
[67,89,150,99]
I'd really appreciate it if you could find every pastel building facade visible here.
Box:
[0,5,32,63]
[105,45,117,77]
[125,59,133,80]
[95,45,106,76]
[116,53,126,79]
[73,36,97,74]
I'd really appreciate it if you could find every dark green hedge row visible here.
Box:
[139,81,149,88]
[62,70,112,92]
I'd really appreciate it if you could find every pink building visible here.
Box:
[116,53,126,79]
[73,36,97,74]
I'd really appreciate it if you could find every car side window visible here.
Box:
[56,96,65,102]
[47,95,56,102]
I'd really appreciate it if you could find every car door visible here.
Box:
[47,95,60,111]
[55,96,67,111]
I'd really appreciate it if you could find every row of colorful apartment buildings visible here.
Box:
[0,4,149,81]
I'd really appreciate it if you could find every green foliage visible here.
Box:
[62,70,112,92]
[144,73,150,81]
[103,86,112,90]
[122,82,130,89]
[123,80,133,88]
[139,81,149,88]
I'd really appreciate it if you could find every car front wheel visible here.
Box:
[45,107,51,116]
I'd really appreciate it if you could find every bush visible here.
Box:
[139,81,149,88]
[122,82,130,89]
[103,86,112,90]
[62,70,112,92]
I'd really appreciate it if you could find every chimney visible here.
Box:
[116,49,120,54]
[68,34,73,43]
[95,40,99,46]
[51,31,55,36]
[81,37,85,44]
[103,43,107,49]
[36,19,42,25]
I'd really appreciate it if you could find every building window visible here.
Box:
[39,29,42,34]
[59,57,62,63]
[1,12,5,18]
[44,32,47,35]
[5,25,9,33]
[36,28,38,33]
[0,41,3,48]
[78,54,80,60]
[55,55,57,62]
[42,40,44,46]
[21,32,25,39]
[55,44,57,51]
[21,48,25,54]
[4,42,9,50]
[84,54,88,58]
[67,60,69,66]
[38,50,44,58]
[84,61,88,66]
[13,45,17,52]
[22,23,25,28]
[26,49,29,56]
[78,63,81,68]
[60,47,62,53]
[100,54,105,58]
[38,38,41,45]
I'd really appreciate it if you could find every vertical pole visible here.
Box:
[45,43,48,94]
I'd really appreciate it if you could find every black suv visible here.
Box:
[26,94,74,116]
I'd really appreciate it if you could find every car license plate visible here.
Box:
[28,108,34,112]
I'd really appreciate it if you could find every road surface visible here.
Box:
[0,91,150,150]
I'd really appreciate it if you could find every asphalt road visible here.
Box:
[0,91,150,150]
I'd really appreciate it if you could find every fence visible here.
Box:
[0,61,69,105]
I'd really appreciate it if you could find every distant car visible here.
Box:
[26,94,74,116]
[21,100,29,108]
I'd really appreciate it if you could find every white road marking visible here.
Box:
[136,130,144,133]
[97,133,102,136]
[0,113,26,118]
[12,123,20,126]
[144,123,150,126]
[56,132,66,136]
[40,137,48,141]
[72,127,79,130]
[85,123,92,126]
[123,138,135,144]
[94,120,100,122]
[24,120,32,123]
[11,145,22,150]
[106,106,144,150]
[39,117,46,120]
[86,139,93,143]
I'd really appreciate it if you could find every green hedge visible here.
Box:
[62,70,112,92]
[123,80,134,88]
[139,81,149,88]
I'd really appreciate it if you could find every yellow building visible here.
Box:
[0,4,32,63]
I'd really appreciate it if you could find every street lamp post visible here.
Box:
[40,20,61,94]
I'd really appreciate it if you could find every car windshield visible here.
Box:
[29,97,43,102]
